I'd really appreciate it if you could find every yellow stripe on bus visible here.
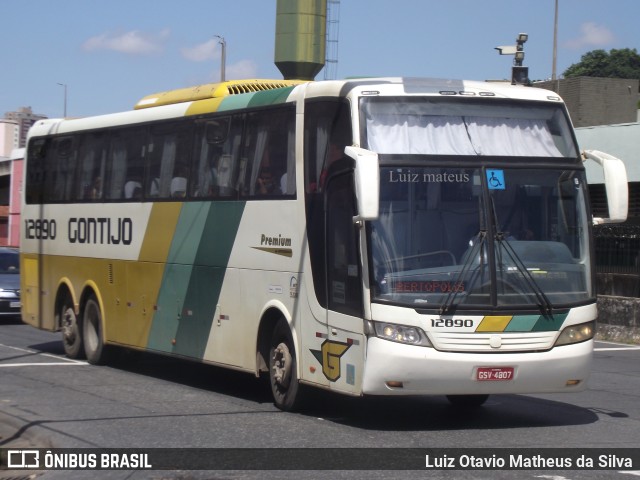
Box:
[475,316,513,332]
[138,203,183,262]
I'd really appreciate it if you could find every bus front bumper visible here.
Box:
[361,337,593,396]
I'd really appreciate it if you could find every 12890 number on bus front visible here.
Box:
[476,366,514,381]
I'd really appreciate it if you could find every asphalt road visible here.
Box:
[1,318,640,480]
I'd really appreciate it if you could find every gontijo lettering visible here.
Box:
[68,217,133,245]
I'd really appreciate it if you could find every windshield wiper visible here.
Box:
[490,197,553,315]
[494,234,553,315]
[440,230,487,315]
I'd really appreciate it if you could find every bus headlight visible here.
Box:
[370,321,433,347]
[554,321,595,346]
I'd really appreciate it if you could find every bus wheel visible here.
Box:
[60,296,83,359]
[446,394,489,408]
[82,295,110,365]
[269,320,304,411]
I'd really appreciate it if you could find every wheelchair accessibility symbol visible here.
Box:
[486,169,505,190]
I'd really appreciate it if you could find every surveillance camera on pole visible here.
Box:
[495,45,518,56]
[495,33,530,86]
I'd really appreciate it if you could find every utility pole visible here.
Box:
[552,0,558,80]
[57,83,67,117]
[215,35,226,82]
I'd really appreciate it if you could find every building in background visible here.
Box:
[4,107,47,148]
[535,77,639,128]
[0,149,23,247]
[0,119,19,158]
[0,108,46,247]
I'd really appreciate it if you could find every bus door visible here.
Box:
[321,165,365,395]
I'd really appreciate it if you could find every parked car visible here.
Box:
[0,247,20,318]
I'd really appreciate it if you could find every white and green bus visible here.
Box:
[21,77,627,410]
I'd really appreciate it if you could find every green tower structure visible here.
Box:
[275,0,326,80]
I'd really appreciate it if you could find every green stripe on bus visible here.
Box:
[218,86,296,111]
[146,201,246,358]
[218,93,257,111]
[247,86,297,108]
[531,312,568,331]
[503,315,540,332]
[146,203,211,353]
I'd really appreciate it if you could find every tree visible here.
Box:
[563,48,640,79]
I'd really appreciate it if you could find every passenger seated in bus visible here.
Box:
[170,177,187,198]
[124,180,142,199]
[148,177,160,197]
[308,140,348,192]
[280,172,288,194]
[256,167,280,195]
[197,160,217,197]
[216,154,235,197]
[89,176,102,200]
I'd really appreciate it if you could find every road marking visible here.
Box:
[595,347,640,352]
[0,362,88,367]
[595,341,640,352]
[0,342,87,366]
[620,472,640,477]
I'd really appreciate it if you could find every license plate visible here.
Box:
[9,301,20,308]
[476,366,514,381]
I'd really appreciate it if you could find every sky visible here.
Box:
[1,0,638,119]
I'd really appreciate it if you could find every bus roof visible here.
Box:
[301,77,564,103]
[27,77,566,140]
[134,79,307,109]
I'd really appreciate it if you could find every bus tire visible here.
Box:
[60,293,83,359]
[269,319,304,411]
[82,295,110,365]
[446,394,489,408]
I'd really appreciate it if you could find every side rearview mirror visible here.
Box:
[582,149,628,225]
[345,146,379,220]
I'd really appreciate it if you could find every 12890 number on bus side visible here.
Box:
[431,318,474,328]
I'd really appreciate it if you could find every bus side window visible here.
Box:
[146,131,167,198]
[44,136,77,203]
[242,107,295,198]
[148,122,192,199]
[25,138,47,204]
[190,116,240,199]
[304,100,351,193]
[326,170,363,316]
[76,133,107,201]
[105,128,146,201]
[192,122,217,198]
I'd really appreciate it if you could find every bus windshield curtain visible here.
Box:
[366,115,562,157]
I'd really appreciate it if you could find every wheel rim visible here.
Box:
[85,301,100,353]
[271,342,292,390]
[61,307,78,347]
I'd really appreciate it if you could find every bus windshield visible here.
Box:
[369,166,592,310]
[361,97,578,158]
